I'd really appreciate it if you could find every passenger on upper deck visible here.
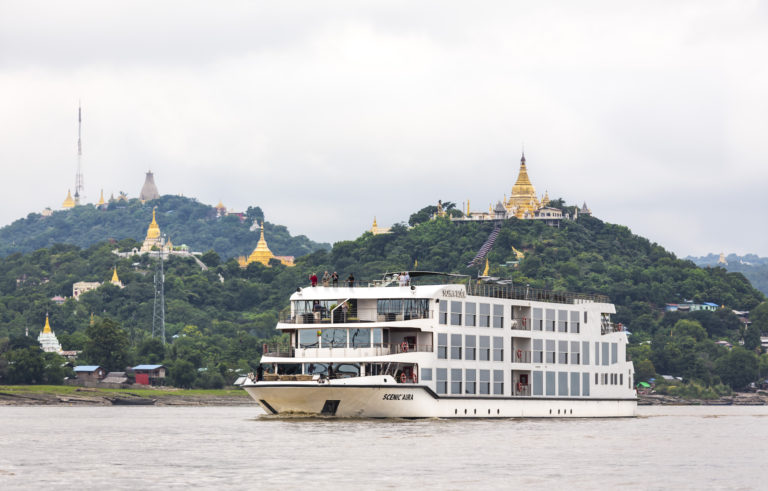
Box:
[322,271,331,287]
[310,273,318,287]
[347,273,355,286]
[331,271,339,286]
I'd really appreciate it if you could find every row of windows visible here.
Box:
[437,334,503,361]
[532,371,591,397]
[426,368,505,395]
[438,302,593,334]
[532,340,619,366]
[531,308,584,333]
[596,372,624,387]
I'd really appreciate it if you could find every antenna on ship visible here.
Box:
[74,101,85,204]
[152,236,166,345]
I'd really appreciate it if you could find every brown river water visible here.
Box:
[1,405,766,490]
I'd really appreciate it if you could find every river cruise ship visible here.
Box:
[242,272,636,418]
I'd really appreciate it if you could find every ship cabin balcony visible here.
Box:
[263,326,433,359]
[257,361,422,385]
[281,298,433,325]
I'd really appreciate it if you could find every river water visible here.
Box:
[1,405,766,490]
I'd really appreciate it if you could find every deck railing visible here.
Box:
[510,317,532,331]
[467,282,610,305]
[511,349,532,363]
[280,309,432,324]
[262,343,434,357]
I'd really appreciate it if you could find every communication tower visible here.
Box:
[152,238,166,345]
[74,103,85,204]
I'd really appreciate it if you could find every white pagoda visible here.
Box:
[37,314,63,353]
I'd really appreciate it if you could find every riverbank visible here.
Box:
[0,385,252,406]
[638,391,768,406]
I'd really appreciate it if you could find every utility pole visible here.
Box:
[152,236,166,345]
[74,102,85,204]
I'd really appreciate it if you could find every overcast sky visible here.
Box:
[1,1,766,257]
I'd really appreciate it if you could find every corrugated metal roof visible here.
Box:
[133,364,164,370]
[74,365,102,372]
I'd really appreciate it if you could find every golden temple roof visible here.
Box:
[146,207,161,240]
[483,258,489,276]
[43,314,52,334]
[97,189,106,206]
[111,267,120,283]
[216,200,226,210]
[62,189,76,209]
[246,222,274,266]
[511,153,535,197]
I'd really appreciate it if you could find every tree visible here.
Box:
[751,302,768,332]
[716,347,759,390]
[744,324,762,352]
[137,337,166,364]
[169,359,196,388]
[634,358,656,382]
[83,318,130,372]
[672,320,707,342]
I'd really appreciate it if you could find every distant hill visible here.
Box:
[0,195,330,260]
[688,253,768,297]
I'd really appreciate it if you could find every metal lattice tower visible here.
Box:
[74,103,85,204]
[152,239,166,345]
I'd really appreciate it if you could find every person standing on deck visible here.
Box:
[322,271,331,287]
[310,273,318,287]
[347,273,355,287]
[331,271,339,287]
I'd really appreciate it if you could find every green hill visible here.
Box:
[688,254,768,297]
[0,195,330,260]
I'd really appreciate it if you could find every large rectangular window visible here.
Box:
[451,368,463,394]
[546,340,556,364]
[349,328,371,348]
[479,370,491,395]
[570,311,580,333]
[421,368,433,381]
[439,300,448,325]
[571,341,580,365]
[533,339,544,363]
[546,371,556,396]
[450,301,462,326]
[479,303,491,327]
[479,336,490,361]
[558,340,568,364]
[582,341,590,365]
[436,368,447,394]
[373,328,383,347]
[493,336,504,361]
[595,342,600,365]
[465,369,476,394]
[533,308,543,331]
[582,372,590,396]
[546,309,556,331]
[558,371,568,396]
[299,329,318,348]
[558,310,568,332]
[493,304,504,328]
[493,370,504,395]
[570,372,580,396]
[533,371,544,396]
[465,303,476,327]
[437,333,448,359]
[602,342,609,366]
[450,334,462,360]
[465,335,476,361]
[611,343,618,365]
[321,329,347,348]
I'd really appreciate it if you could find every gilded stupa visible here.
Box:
[110,266,123,287]
[140,207,165,253]
[505,153,541,218]
[370,216,391,235]
[37,314,63,353]
[238,222,295,268]
[96,189,106,207]
[62,189,76,209]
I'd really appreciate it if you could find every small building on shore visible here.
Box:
[74,366,106,381]
[132,364,166,385]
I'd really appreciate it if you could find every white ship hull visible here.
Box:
[243,377,636,418]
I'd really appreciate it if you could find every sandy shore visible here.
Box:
[0,387,252,406]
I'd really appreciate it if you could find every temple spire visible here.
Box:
[43,313,52,334]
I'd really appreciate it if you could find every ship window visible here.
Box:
[479,370,491,395]
[546,340,556,364]
[321,329,347,348]
[533,308,543,331]
[582,372,590,396]
[595,342,600,365]
[335,363,360,378]
[584,311,588,324]
[558,341,568,364]
[533,339,544,363]
[582,341,590,365]
[304,363,329,376]
[620,373,623,386]
[479,336,491,361]
[450,301,462,326]
[299,329,318,348]
[276,364,302,375]
[465,303,476,327]
[493,305,504,328]
[438,333,448,359]
[493,336,504,362]
[570,311,580,333]
[533,371,544,396]
[546,309,556,331]
[570,372,580,396]
[466,369,476,394]
[479,303,491,327]
[545,371,556,396]
[493,370,504,395]
[558,372,568,396]
[602,343,609,366]
[611,343,618,365]
[421,368,432,381]
[373,328,383,347]
[451,368,463,394]
[571,341,580,365]
[350,328,371,348]
[595,373,599,385]
[439,300,448,325]
[558,310,568,332]
[465,335,476,360]
[451,334,462,360]
[436,368,448,394]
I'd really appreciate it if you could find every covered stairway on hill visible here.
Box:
[467,223,501,267]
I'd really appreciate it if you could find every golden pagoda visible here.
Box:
[140,207,164,252]
[110,267,123,287]
[37,314,62,353]
[240,222,295,267]
[62,189,76,209]
[215,200,227,217]
[97,189,106,206]
[505,153,541,218]
[370,216,391,235]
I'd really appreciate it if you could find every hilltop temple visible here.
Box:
[370,217,391,235]
[238,223,295,268]
[140,171,160,202]
[140,207,173,253]
[37,314,63,353]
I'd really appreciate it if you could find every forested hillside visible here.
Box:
[688,253,768,296]
[0,195,329,260]
[1,204,766,390]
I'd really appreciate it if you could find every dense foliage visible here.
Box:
[0,195,329,260]
[0,201,766,390]
[689,253,768,296]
